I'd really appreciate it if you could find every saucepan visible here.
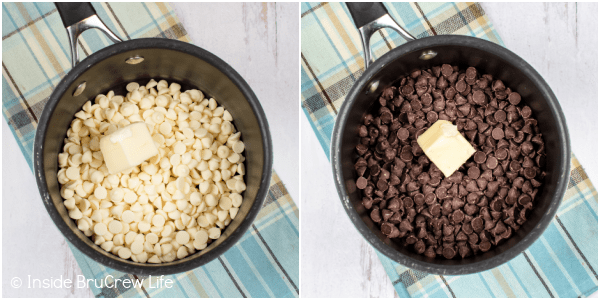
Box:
[34,2,272,275]
[331,2,570,275]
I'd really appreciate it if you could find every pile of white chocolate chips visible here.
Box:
[57,80,247,263]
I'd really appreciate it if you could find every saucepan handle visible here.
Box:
[54,2,123,68]
[346,2,415,69]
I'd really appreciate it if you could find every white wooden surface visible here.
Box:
[171,3,300,203]
[2,3,299,297]
[300,2,598,298]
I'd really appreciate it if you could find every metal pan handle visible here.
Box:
[346,2,415,69]
[55,2,122,68]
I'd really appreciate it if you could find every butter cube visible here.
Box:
[417,120,475,177]
[100,122,158,174]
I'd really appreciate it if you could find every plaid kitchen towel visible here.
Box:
[3,2,299,298]
[301,2,598,298]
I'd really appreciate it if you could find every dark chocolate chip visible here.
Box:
[492,128,505,140]
[453,210,465,223]
[486,156,498,169]
[466,67,477,79]
[410,99,423,111]
[474,151,487,164]
[456,80,467,93]
[437,76,448,90]
[381,222,400,238]
[523,167,537,179]
[479,240,491,252]
[521,141,534,155]
[473,90,486,105]
[406,234,418,244]
[433,99,445,112]
[429,204,442,217]
[362,197,374,209]
[400,150,413,162]
[397,128,410,140]
[521,106,532,118]
[358,125,368,137]
[456,232,468,243]
[371,208,382,223]
[399,220,413,232]
[464,120,477,131]
[356,177,368,189]
[468,166,480,179]
[382,209,394,221]
[443,247,456,259]
[414,193,426,206]
[414,240,426,254]
[509,161,522,172]
[389,212,402,224]
[377,179,388,191]
[495,148,508,160]
[424,246,436,258]
[506,188,519,205]
[492,80,505,92]
[501,227,512,240]
[494,110,507,122]
[466,180,479,192]
[518,194,532,206]
[426,111,438,123]
[462,223,474,234]
[356,167,367,178]
[388,198,402,212]
[403,197,414,209]
[355,64,544,260]
[490,199,502,212]
[445,87,457,100]
[401,85,414,96]
[471,217,484,232]
[441,64,454,77]
[421,93,433,106]
[508,92,521,105]
[425,193,437,205]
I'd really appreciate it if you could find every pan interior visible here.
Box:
[41,44,266,270]
[338,41,568,271]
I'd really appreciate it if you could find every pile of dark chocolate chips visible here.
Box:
[354,64,547,259]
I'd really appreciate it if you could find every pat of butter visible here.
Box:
[100,122,158,174]
[417,120,475,177]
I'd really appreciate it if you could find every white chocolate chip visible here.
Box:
[94,223,108,236]
[57,80,246,264]
[208,227,221,240]
[176,231,190,244]
[152,214,166,227]
[108,220,123,234]
[148,255,161,263]
[118,247,132,259]
[131,241,144,255]
[177,246,188,259]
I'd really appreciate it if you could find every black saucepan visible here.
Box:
[331,3,570,275]
[34,3,272,275]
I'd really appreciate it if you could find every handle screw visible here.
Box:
[73,82,86,97]
[419,50,437,60]
[125,56,144,65]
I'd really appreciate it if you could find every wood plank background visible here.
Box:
[300,2,598,298]
[2,2,298,297]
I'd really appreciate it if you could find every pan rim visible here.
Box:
[33,38,273,275]
[331,35,570,275]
